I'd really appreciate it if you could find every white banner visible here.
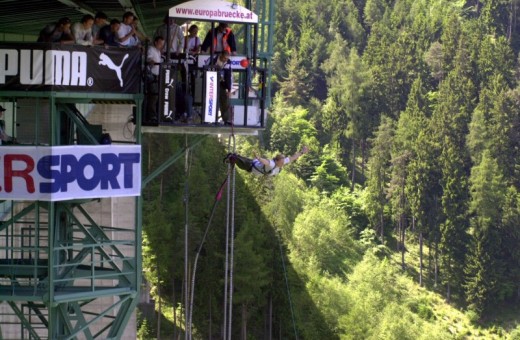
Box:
[198,54,248,69]
[204,70,218,123]
[0,145,141,201]
[170,0,258,24]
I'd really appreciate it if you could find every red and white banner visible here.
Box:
[0,145,141,201]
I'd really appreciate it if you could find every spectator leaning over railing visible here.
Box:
[92,11,108,45]
[72,14,95,46]
[118,12,138,47]
[99,19,121,47]
[37,17,74,44]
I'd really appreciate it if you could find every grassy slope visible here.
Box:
[390,237,520,339]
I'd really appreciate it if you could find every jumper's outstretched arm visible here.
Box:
[254,146,309,165]
[289,146,309,162]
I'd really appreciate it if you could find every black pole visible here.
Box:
[166,15,171,64]
[209,22,215,60]
[253,24,258,69]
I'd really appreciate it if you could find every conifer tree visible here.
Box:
[398,77,441,285]
[501,187,520,301]
[363,0,388,28]
[341,48,376,185]
[279,50,312,106]
[321,32,352,164]
[465,151,506,317]
[480,0,512,37]
[440,14,462,77]
[431,61,475,300]
[477,36,515,87]
[366,116,394,242]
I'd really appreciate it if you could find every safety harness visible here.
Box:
[251,159,281,176]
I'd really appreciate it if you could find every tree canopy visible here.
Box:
[140,0,520,338]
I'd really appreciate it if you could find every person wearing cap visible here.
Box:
[0,106,15,145]
[37,17,74,44]
[201,22,237,55]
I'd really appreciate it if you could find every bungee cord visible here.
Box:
[188,173,228,340]
[226,133,237,340]
[223,133,236,340]
[188,133,237,340]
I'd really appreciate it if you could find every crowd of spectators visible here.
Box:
[36,11,235,57]
[37,11,150,48]
[36,11,240,125]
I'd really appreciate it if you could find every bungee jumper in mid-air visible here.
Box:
[224,146,309,176]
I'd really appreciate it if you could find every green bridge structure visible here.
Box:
[0,0,274,338]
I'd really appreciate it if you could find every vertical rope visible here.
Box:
[184,136,190,340]
[223,134,236,339]
[222,166,230,340]
[188,181,226,340]
[227,141,236,340]
[277,229,298,340]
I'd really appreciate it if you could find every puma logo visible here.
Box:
[99,53,129,87]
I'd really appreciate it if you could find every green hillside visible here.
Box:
[140,0,520,338]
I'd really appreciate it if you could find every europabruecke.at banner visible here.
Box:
[0,43,141,94]
[0,145,141,201]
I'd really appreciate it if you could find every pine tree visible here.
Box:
[366,116,394,243]
[341,48,377,186]
[431,62,475,300]
[279,50,312,106]
[363,0,388,28]
[321,32,352,165]
[480,0,512,37]
[468,74,518,179]
[477,36,515,87]
[440,14,462,77]
[309,145,350,194]
[501,187,520,301]
[465,150,507,317]
[398,77,441,285]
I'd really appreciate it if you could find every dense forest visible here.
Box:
[139,0,520,339]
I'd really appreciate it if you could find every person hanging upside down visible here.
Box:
[225,146,309,176]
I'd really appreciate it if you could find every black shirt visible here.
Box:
[99,25,119,46]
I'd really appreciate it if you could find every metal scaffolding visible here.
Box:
[0,0,274,338]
